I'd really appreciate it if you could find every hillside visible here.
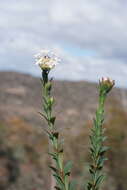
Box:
[0,71,127,190]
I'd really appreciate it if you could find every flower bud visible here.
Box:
[45,82,52,92]
[99,77,115,95]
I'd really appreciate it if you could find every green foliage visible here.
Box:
[64,161,73,176]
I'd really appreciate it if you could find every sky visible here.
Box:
[0,0,127,87]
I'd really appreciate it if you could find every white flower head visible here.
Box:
[100,77,115,86]
[99,77,115,94]
[34,49,60,70]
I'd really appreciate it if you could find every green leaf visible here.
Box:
[49,166,58,173]
[48,152,60,169]
[52,132,59,139]
[48,152,57,161]
[53,174,65,190]
[48,133,54,141]
[38,112,48,121]
[45,81,52,91]
[89,168,94,174]
[50,116,56,125]
[44,104,48,113]
[43,96,48,104]
[97,157,108,167]
[87,182,92,190]
[102,136,107,142]
[54,186,62,190]
[95,175,105,187]
[64,161,73,175]
[100,146,109,155]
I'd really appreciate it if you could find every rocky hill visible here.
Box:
[0,71,127,190]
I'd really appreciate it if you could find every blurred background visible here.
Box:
[0,1,127,190]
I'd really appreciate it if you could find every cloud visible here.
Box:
[0,0,127,87]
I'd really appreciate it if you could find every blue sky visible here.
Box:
[0,0,127,87]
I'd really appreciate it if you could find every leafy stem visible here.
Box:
[87,78,114,190]
[40,69,74,190]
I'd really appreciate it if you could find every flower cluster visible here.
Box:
[34,49,60,70]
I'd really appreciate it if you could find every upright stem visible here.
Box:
[86,79,114,190]
[41,70,72,190]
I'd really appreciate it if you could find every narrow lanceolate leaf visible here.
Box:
[64,161,73,175]
[44,104,48,113]
[99,146,109,155]
[101,136,107,142]
[55,186,62,190]
[50,116,56,125]
[87,182,92,190]
[38,112,48,121]
[53,174,65,190]
[52,131,59,139]
[43,96,48,104]
[48,152,57,161]
[95,175,105,187]
[49,165,58,173]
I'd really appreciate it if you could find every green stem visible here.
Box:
[41,70,71,190]
[87,91,107,190]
